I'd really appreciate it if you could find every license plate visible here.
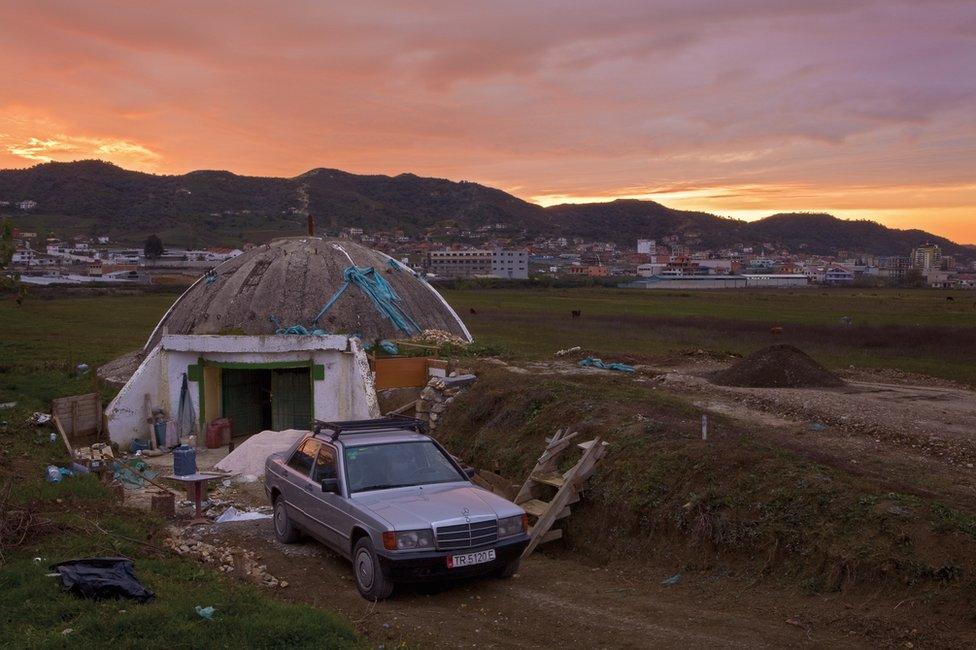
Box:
[447,549,496,568]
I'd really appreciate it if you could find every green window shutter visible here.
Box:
[187,364,201,381]
[312,364,325,381]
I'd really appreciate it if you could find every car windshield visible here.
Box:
[344,441,465,493]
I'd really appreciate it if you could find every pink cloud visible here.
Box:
[0,0,974,238]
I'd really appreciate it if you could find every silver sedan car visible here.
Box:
[265,416,529,600]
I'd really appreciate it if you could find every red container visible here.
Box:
[205,418,232,449]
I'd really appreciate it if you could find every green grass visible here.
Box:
[442,287,976,385]
[2,555,359,648]
[0,293,174,409]
[435,366,976,593]
[0,290,361,648]
[0,410,362,649]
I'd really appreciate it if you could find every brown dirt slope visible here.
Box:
[712,344,845,388]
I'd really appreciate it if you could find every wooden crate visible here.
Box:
[51,392,104,448]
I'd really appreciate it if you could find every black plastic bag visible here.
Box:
[51,557,155,602]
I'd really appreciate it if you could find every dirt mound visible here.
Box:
[711,344,845,388]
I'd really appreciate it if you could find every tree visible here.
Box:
[144,234,164,259]
[0,218,14,269]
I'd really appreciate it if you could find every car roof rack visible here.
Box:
[312,414,428,441]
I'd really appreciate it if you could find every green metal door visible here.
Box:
[220,369,272,436]
[271,368,312,431]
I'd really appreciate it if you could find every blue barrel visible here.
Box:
[173,445,197,476]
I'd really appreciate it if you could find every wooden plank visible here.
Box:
[531,472,565,488]
[521,499,549,517]
[373,357,429,389]
[522,499,571,520]
[475,470,518,500]
[523,436,605,557]
[537,528,563,544]
[145,393,157,451]
[386,399,419,415]
[514,429,580,503]
[577,439,609,452]
[52,415,74,458]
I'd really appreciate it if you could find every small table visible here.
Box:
[165,472,232,525]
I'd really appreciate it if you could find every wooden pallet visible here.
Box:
[515,429,608,557]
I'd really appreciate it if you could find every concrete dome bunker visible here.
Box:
[105,236,471,448]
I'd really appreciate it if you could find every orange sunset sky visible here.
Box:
[1,1,974,242]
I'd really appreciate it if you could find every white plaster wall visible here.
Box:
[105,344,166,447]
[107,335,379,448]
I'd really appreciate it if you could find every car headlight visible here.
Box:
[394,529,435,550]
[498,514,527,538]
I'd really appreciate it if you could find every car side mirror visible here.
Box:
[463,466,477,479]
[321,477,340,494]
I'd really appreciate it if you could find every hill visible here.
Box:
[0,160,969,258]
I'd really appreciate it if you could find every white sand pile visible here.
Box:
[215,429,307,478]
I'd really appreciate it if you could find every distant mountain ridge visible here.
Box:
[0,160,968,258]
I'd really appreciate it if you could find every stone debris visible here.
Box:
[412,329,469,346]
[165,527,288,589]
[415,372,476,433]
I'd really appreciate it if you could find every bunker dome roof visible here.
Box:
[145,237,470,350]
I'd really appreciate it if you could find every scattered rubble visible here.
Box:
[412,329,469,346]
[415,373,477,432]
[165,527,288,589]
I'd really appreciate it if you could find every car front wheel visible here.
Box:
[353,537,394,601]
[496,557,520,579]
[273,497,300,543]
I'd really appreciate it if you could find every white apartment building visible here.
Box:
[428,249,529,279]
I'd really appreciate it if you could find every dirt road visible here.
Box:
[201,519,893,649]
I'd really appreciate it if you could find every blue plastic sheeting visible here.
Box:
[312,266,421,336]
[268,316,329,337]
[578,357,636,373]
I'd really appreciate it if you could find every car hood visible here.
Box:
[354,482,523,531]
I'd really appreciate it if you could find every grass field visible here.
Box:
[1,286,974,411]
[0,292,175,410]
[1,285,975,642]
[0,290,361,647]
[442,287,976,386]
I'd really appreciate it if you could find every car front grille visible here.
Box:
[435,519,498,551]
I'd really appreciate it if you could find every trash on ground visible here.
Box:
[661,574,682,586]
[112,460,159,489]
[0,401,17,409]
[555,346,581,356]
[50,557,155,602]
[30,412,52,425]
[578,357,636,373]
[215,506,273,523]
[195,605,215,620]
[45,465,74,482]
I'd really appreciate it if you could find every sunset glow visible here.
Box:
[1,1,973,241]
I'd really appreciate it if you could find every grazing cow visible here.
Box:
[571,310,581,318]
[469,308,477,315]
[770,326,783,336]
[946,296,955,303]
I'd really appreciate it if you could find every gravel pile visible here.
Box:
[712,344,845,389]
